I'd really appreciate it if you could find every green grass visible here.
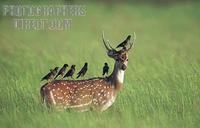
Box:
[0,1,200,128]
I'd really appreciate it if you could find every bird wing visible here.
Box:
[66,69,72,76]
[77,67,85,74]
[59,67,66,74]
[116,40,126,48]
[55,68,63,78]
[116,35,131,48]
[41,72,51,80]
[81,67,87,75]
[104,66,109,72]
[103,66,107,71]
[57,68,62,75]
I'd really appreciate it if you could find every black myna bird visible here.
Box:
[102,63,109,76]
[63,65,76,79]
[116,35,131,50]
[41,67,59,82]
[76,62,88,79]
[54,64,68,79]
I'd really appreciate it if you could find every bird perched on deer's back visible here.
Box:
[41,67,59,82]
[63,65,76,79]
[116,35,131,50]
[102,63,109,76]
[77,62,88,79]
[54,64,68,79]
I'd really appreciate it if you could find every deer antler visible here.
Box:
[102,31,116,51]
[102,31,118,57]
[102,31,111,51]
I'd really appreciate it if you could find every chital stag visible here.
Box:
[40,32,136,112]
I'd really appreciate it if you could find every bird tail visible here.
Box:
[76,74,81,79]
[54,74,59,79]
[41,77,45,81]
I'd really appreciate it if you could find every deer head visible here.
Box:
[102,32,135,70]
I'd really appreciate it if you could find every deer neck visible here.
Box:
[108,61,125,91]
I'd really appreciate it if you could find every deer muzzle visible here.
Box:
[121,64,127,70]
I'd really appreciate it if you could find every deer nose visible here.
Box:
[121,64,127,70]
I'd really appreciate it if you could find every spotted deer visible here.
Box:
[40,32,136,112]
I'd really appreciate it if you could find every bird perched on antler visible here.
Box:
[41,67,59,82]
[102,62,109,76]
[54,64,68,79]
[63,65,76,79]
[116,35,131,50]
[77,62,88,79]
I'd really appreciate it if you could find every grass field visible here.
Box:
[0,1,200,128]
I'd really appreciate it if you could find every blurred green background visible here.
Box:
[0,0,200,128]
